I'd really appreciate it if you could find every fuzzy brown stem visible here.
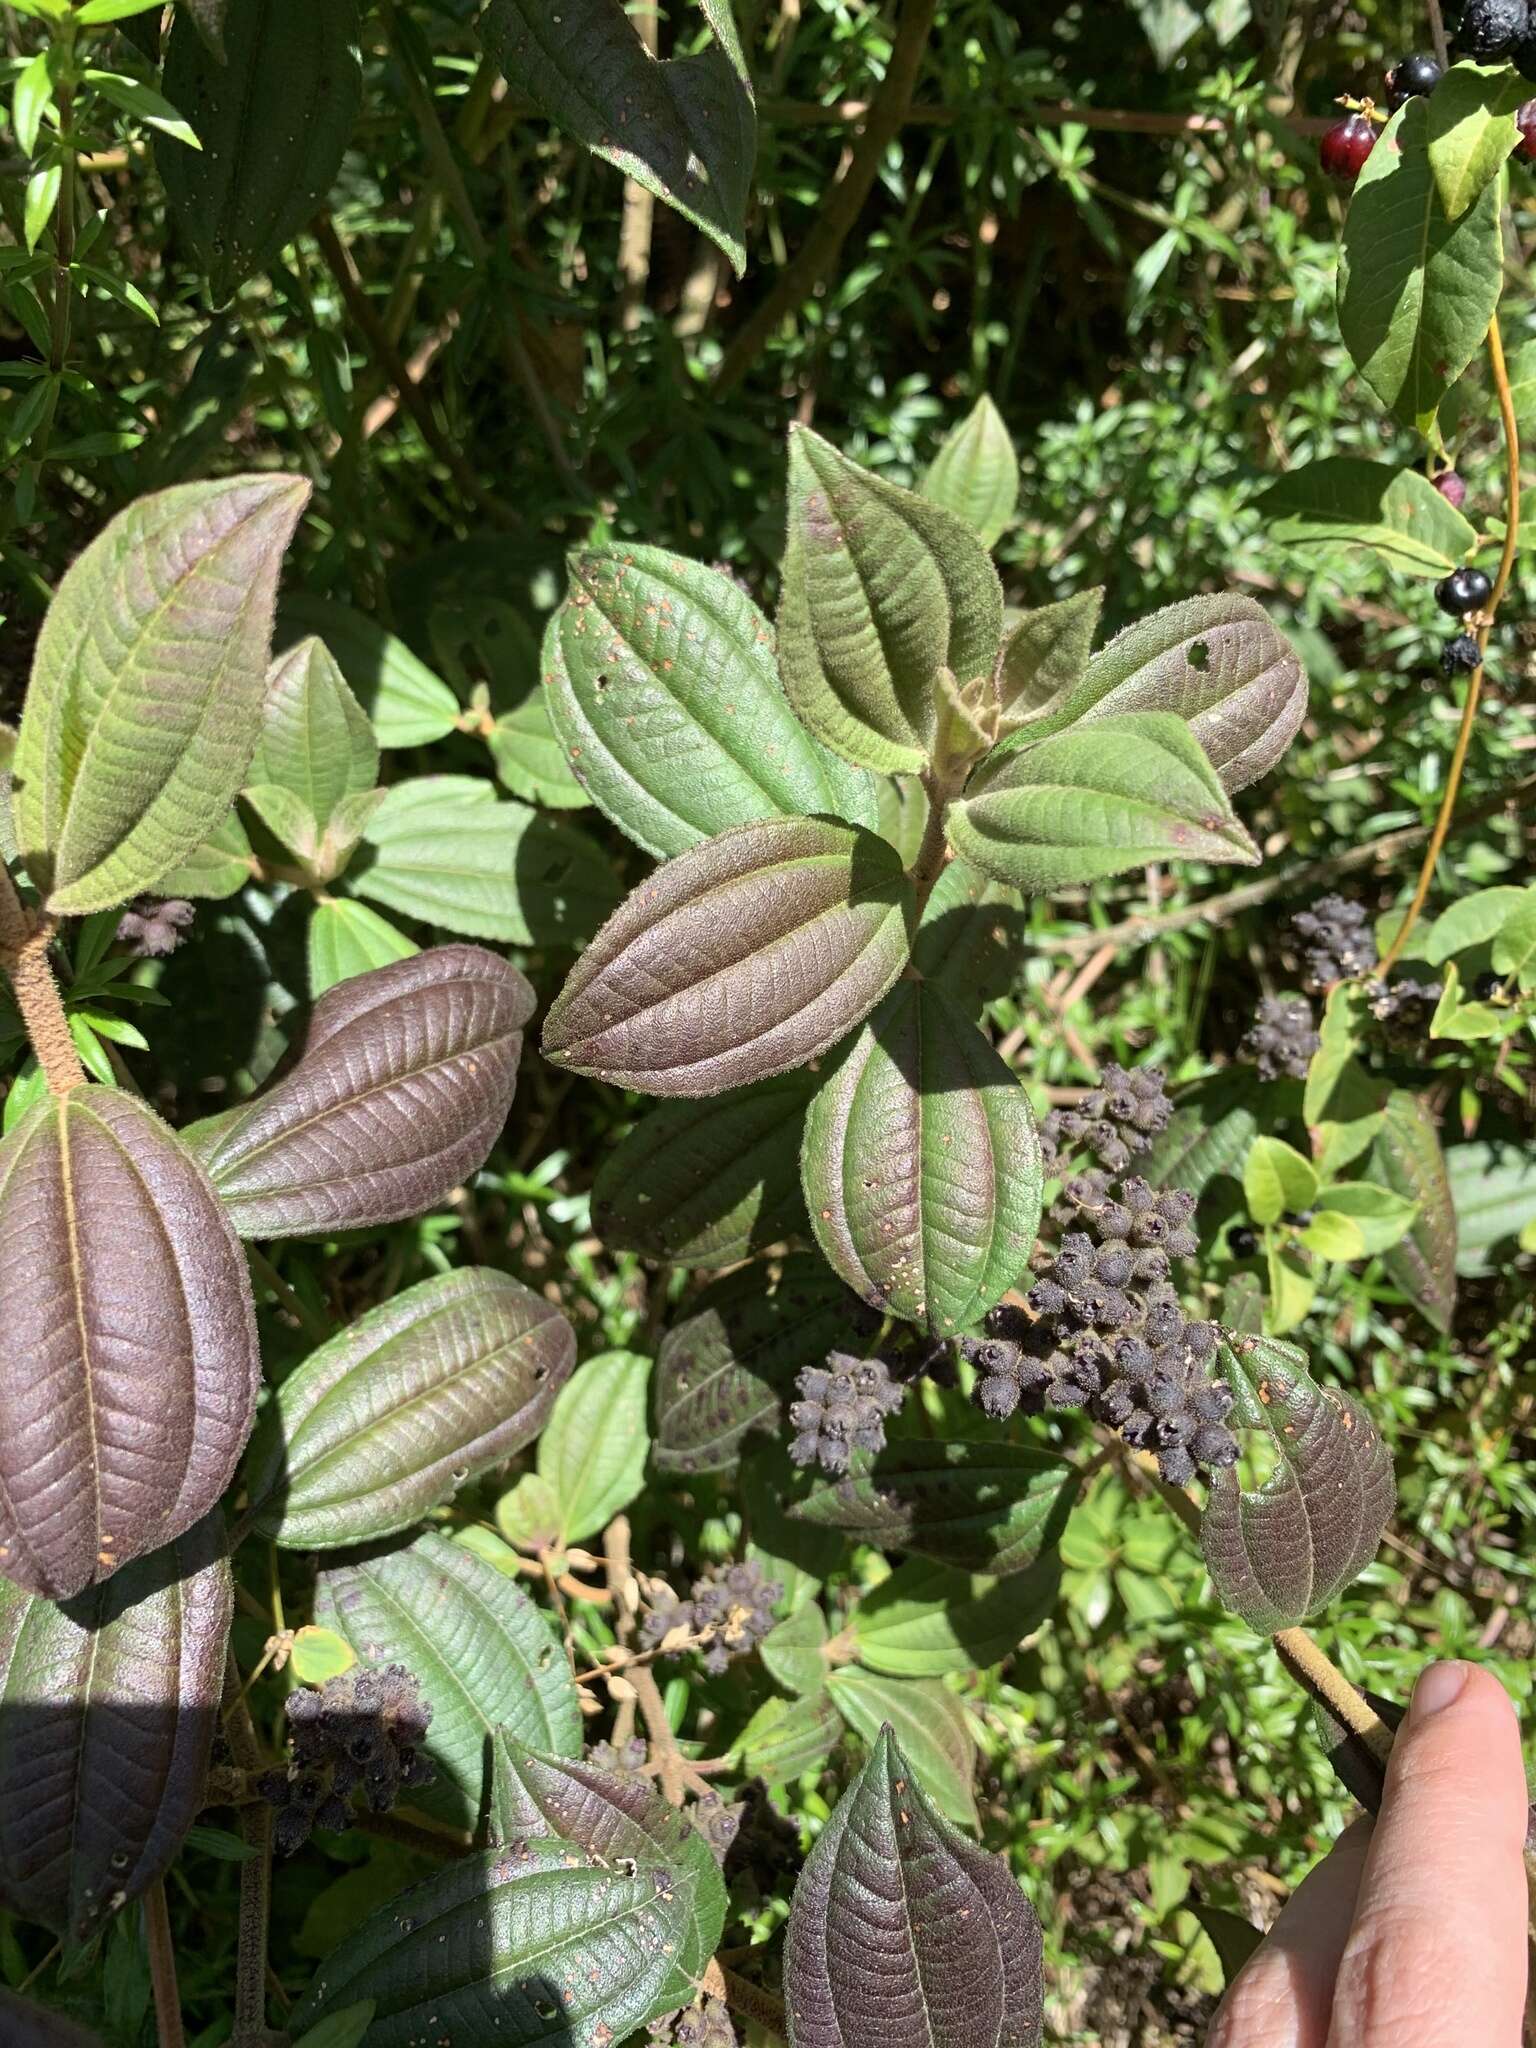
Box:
[220,1658,272,2046]
[144,1881,186,2048]
[0,872,84,1094]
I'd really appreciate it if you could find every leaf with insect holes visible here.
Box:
[535,1350,650,1548]
[948,712,1259,893]
[279,595,462,748]
[654,1256,872,1475]
[543,544,877,857]
[182,946,532,1238]
[1257,458,1480,575]
[249,637,378,831]
[802,980,1042,1334]
[0,1991,107,2047]
[784,1726,1043,2048]
[543,816,916,1095]
[593,1070,813,1268]
[244,1269,573,1548]
[481,0,755,273]
[778,427,1005,773]
[0,1514,231,1958]
[316,1529,581,1828]
[12,476,308,914]
[158,0,362,302]
[1201,1333,1396,1633]
[921,396,1020,548]
[0,1089,258,1601]
[997,588,1103,724]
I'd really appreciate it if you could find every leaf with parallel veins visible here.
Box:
[920,396,1020,548]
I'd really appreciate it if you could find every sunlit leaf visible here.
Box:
[920,396,1019,548]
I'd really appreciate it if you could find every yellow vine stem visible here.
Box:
[1378,313,1522,976]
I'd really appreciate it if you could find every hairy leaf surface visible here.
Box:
[249,637,378,832]
[1368,1092,1457,1333]
[0,1089,258,1600]
[848,1556,1060,1678]
[784,1726,1043,2047]
[183,946,532,1237]
[543,816,916,1095]
[920,396,1019,548]
[13,476,308,913]
[0,1515,231,1955]
[246,1269,573,1547]
[825,1671,978,1831]
[1257,457,1479,573]
[307,898,417,998]
[997,587,1103,723]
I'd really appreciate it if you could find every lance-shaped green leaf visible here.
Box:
[535,1349,650,1547]
[737,1690,842,1787]
[849,1556,1060,1678]
[0,1991,106,2046]
[1425,60,1525,220]
[1339,98,1505,433]
[12,475,308,914]
[183,946,532,1238]
[1201,1333,1396,1634]
[1257,457,1480,575]
[0,1088,258,1601]
[920,397,1020,548]
[784,1726,1043,2048]
[249,636,378,831]
[760,1598,829,1694]
[315,1529,580,1826]
[158,0,362,302]
[0,1515,231,1956]
[825,1671,979,1831]
[654,1256,871,1474]
[803,981,1042,1333]
[997,587,1103,724]
[949,712,1260,894]
[789,1442,1077,1576]
[279,595,461,747]
[593,1072,813,1268]
[307,897,417,998]
[354,776,622,948]
[245,1269,573,1547]
[481,0,755,273]
[1364,1095,1456,1335]
[778,427,1005,774]
[543,816,916,1095]
[543,544,876,857]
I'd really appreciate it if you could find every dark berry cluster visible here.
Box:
[1458,0,1536,73]
[1038,1061,1174,1174]
[648,1997,737,2046]
[1241,995,1320,1081]
[1291,894,1379,991]
[787,1352,905,1475]
[256,1665,435,1855]
[116,897,195,959]
[584,1735,648,1779]
[640,1559,781,1676]
[1364,975,1443,1046]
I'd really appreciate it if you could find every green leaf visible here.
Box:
[494,1472,562,1552]
[286,1624,355,1686]
[307,897,417,997]
[909,856,1025,1012]
[920,395,1020,548]
[802,980,1042,1334]
[23,163,59,253]
[1264,1242,1316,1335]
[1137,1098,1258,1199]
[778,426,1005,774]
[1423,883,1530,962]
[83,69,198,146]
[1192,1905,1264,1990]
[736,1691,841,1787]
[537,1349,651,1547]
[290,2005,376,2048]
[1425,60,1525,220]
[12,51,52,158]
[544,816,916,1095]
[1201,1333,1396,1633]
[653,1257,867,1475]
[849,1554,1060,1678]
[1299,1209,1366,1261]
[1339,97,1505,433]
[1492,888,1536,985]
[593,1071,812,1268]
[13,476,308,914]
[249,636,377,831]
[543,543,876,857]
[1319,1177,1420,1254]
[147,806,255,900]
[245,1269,574,1548]
[482,0,755,273]
[784,1726,1042,2047]
[1303,982,1370,1125]
[1243,1136,1318,1225]
[158,0,362,302]
[997,587,1103,724]
[487,698,589,810]
[949,711,1260,893]
[1257,457,1479,574]
[788,1441,1078,1578]
[1445,1138,1536,1274]
[760,1599,829,1696]
[824,1670,979,1829]
[279,595,461,746]
[315,1529,581,1828]
[354,776,621,948]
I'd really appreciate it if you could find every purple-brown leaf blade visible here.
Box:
[542,817,916,1096]
[0,1514,232,1958]
[0,1991,107,2046]
[1369,1089,1458,1334]
[0,1089,259,1601]
[784,1724,1043,2048]
[182,946,533,1237]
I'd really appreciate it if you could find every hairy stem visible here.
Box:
[144,1881,186,2048]
[0,869,84,1094]
[220,1658,272,2046]
[704,1957,788,2039]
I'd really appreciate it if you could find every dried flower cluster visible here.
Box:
[787,1352,905,1475]
[1039,1061,1174,1174]
[1292,895,1378,991]
[1241,994,1320,1081]
[641,1559,782,1675]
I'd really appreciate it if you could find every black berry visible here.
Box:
[1434,566,1492,617]
[1433,468,1467,510]
[1518,100,1536,158]
[1459,0,1531,60]
[1473,970,1505,1000]
[1387,53,1443,108]
[1441,632,1482,676]
[1320,114,1378,183]
[1229,1226,1258,1259]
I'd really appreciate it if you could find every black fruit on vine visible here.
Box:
[1433,468,1468,509]
[1441,632,1483,675]
[1320,114,1378,183]
[1386,53,1443,107]
[1434,566,1492,616]
[1518,100,1536,158]
[1458,0,1531,59]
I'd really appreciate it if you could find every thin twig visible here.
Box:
[144,1882,186,2048]
[618,0,660,329]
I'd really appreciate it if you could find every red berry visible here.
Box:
[1518,101,1536,161]
[1321,114,1378,184]
[1433,469,1468,510]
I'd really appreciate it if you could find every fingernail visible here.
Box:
[1411,1660,1472,1718]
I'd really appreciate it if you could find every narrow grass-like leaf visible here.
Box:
[824,1671,978,1831]
[536,1350,650,1547]
[1201,1333,1396,1633]
[0,1514,231,1957]
[245,1269,573,1548]
[183,946,532,1238]
[13,476,308,913]
[920,396,1020,548]
[1257,456,1479,574]
[803,981,1042,1333]
[543,816,916,1095]
[784,1726,1043,2047]
[250,637,377,831]
[0,1089,258,1601]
